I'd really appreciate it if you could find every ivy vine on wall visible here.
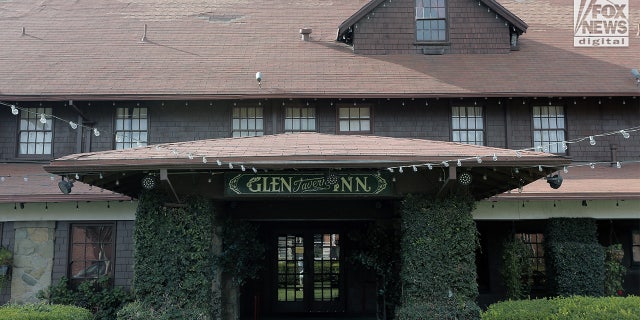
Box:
[396,194,480,320]
[133,190,215,316]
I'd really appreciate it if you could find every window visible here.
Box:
[70,224,114,282]
[232,106,264,137]
[338,106,371,133]
[518,233,545,287]
[452,106,484,145]
[18,107,52,155]
[532,106,566,154]
[633,230,640,265]
[416,0,447,42]
[115,107,148,149]
[285,106,316,132]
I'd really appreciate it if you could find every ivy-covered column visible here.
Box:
[396,194,480,320]
[132,190,218,318]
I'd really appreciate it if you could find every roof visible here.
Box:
[44,133,570,199]
[492,162,640,200]
[0,0,638,100]
[338,0,528,37]
[0,163,131,203]
[45,133,568,171]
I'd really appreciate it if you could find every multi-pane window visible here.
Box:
[277,235,305,302]
[633,230,640,265]
[115,107,148,149]
[313,233,340,302]
[518,233,545,287]
[18,107,52,155]
[533,106,566,153]
[452,106,484,145]
[285,106,316,132]
[338,106,371,133]
[70,224,114,283]
[232,106,264,137]
[416,0,447,41]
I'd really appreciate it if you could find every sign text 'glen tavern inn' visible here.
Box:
[574,0,629,47]
[225,172,392,196]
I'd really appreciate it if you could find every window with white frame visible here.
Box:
[285,106,316,132]
[115,107,148,149]
[18,107,53,155]
[232,106,264,137]
[416,0,447,42]
[451,106,484,145]
[532,106,565,153]
[338,106,371,133]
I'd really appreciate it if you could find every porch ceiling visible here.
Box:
[44,133,570,200]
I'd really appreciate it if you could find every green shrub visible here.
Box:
[397,194,480,320]
[116,300,209,320]
[545,218,604,297]
[37,276,132,320]
[501,237,533,300]
[482,295,640,320]
[0,303,92,320]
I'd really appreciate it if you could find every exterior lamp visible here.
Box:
[141,174,159,190]
[58,177,74,194]
[458,172,472,186]
[546,174,563,189]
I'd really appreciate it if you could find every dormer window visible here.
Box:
[416,0,447,42]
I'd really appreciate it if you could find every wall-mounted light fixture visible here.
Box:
[458,172,472,186]
[141,174,159,190]
[58,177,74,194]
[546,174,563,189]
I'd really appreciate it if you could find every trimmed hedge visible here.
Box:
[0,303,92,320]
[396,194,480,320]
[544,218,604,296]
[482,296,640,320]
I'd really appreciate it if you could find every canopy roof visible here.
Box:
[45,133,570,200]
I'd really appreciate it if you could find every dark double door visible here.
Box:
[273,231,344,313]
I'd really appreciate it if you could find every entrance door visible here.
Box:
[274,232,343,313]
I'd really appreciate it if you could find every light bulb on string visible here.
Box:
[228,163,234,169]
[476,156,482,164]
[387,168,394,173]
[11,105,19,115]
[492,153,498,161]
[442,161,449,167]
[616,161,621,169]
[456,159,462,167]
[188,153,194,160]
[620,130,630,139]
[252,167,258,173]
[93,128,100,137]
[515,150,522,158]
[202,156,208,164]
[589,136,596,145]
[590,163,595,169]
[427,164,433,170]
[398,166,404,173]
[216,160,222,166]
[563,166,568,173]
[241,165,246,172]
[562,142,568,151]
[538,165,543,172]
[40,113,47,124]
[69,121,78,129]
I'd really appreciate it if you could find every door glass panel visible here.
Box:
[277,235,304,302]
[313,233,340,302]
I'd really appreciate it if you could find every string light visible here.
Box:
[2,101,639,178]
[616,161,621,169]
[39,113,47,124]
[457,159,462,167]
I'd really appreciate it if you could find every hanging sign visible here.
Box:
[225,172,392,196]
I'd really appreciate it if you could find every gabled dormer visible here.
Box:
[337,0,527,54]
